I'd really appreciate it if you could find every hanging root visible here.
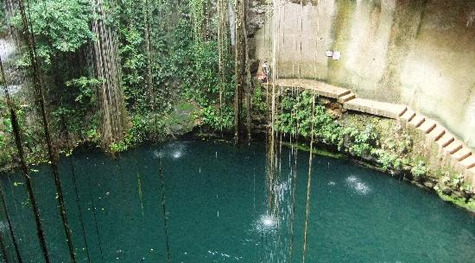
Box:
[302,95,316,263]
[159,158,172,263]
[1,52,47,263]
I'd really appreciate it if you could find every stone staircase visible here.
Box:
[265,79,475,185]
[400,110,475,179]
[343,97,407,119]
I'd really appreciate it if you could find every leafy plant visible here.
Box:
[341,124,379,157]
[12,0,93,64]
[411,161,428,178]
[252,85,268,114]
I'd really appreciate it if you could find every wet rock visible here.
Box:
[250,59,260,74]
[423,181,435,189]
[441,186,453,195]
[247,1,268,38]
[288,0,318,5]
[452,190,465,199]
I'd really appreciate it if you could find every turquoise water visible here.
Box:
[0,140,474,262]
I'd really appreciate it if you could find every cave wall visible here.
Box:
[254,0,475,150]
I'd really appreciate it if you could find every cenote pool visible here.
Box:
[1,140,474,262]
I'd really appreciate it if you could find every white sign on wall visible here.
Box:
[332,51,341,60]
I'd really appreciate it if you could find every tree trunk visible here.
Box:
[92,0,128,148]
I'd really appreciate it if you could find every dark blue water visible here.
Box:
[0,140,474,262]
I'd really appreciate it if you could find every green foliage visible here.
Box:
[372,149,407,171]
[119,0,196,114]
[49,77,101,143]
[8,0,97,153]
[0,99,50,167]
[0,1,7,35]
[276,92,341,143]
[275,92,415,173]
[12,0,93,64]
[110,112,165,153]
[252,84,268,114]
[119,26,146,111]
[182,39,234,130]
[190,0,207,40]
[341,125,378,157]
[66,77,100,106]
[411,160,428,178]
[201,105,234,130]
[2,0,237,167]
[0,100,13,165]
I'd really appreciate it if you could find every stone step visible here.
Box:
[436,133,454,148]
[267,79,352,99]
[460,155,475,169]
[339,90,351,97]
[452,148,472,162]
[343,98,407,119]
[445,141,462,154]
[427,126,445,142]
[398,106,408,117]
[400,109,416,123]
[418,120,436,134]
[338,93,356,103]
[409,115,425,128]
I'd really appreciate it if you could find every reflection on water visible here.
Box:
[255,214,277,233]
[0,140,474,262]
[207,249,242,261]
[0,221,7,233]
[346,175,371,195]
[154,141,187,160]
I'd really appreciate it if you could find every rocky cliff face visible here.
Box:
[253,0,475,150]
[0,37,23,96]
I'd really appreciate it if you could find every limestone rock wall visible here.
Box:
[254,0,475,150]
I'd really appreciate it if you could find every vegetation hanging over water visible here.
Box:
[0,0,240,166]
